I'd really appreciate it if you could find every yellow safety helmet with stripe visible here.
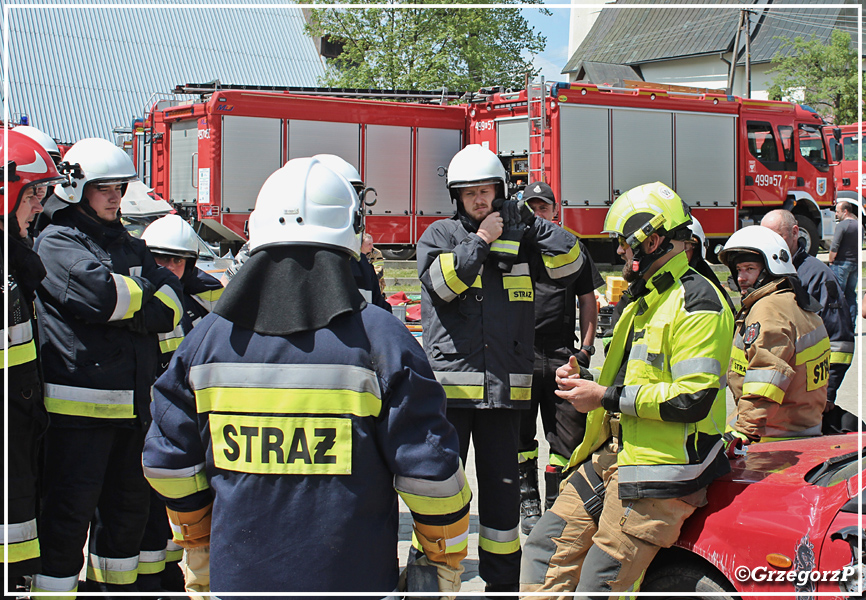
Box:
[603,181,692,246]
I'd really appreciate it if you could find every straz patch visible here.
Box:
[508,289,534,302]
[210,414,352,475]
[731,359,748,376]
[743,323,761,347]
[806,350,830,391]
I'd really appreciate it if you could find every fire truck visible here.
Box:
[136,81,842,259]
[826,122,863,203]
[135,84,468,258]
[470,81,842,260]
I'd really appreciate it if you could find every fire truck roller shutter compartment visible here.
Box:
[169,120,199,206]
[611,108,674,196]
[287,120,361,167]
[497,117,529,160]
[364,124,412,244]
[415,128,462,218]
[221,116,282,214]
[559,105,611,209]
[674,112,738,235]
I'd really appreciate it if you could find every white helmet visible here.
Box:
[311,154,363,188]
[142,214,199,260]
[13,125,61,164]
[718,225,797,277]
[687,216,707,260]
[446,144,507,201]
[248,157,362,258]
[53,138,138,205]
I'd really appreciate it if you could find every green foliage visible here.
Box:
[769,29,859,125]
[303,0,548,92]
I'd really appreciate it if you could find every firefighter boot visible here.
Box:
[519,458,542,535]
[544,465,566,511]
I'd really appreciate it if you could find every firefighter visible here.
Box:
[516,181,603,535]
[719,225,830,445]
[761,210,856,432]
[521,181,733,595]
[31,138,183,599]
[142,157,470,595]
[1,131,67,592]
[138,213,224,595]
[417,145,584,592]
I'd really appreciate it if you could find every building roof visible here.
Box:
[3,0,325,144]
[563,0,860,75]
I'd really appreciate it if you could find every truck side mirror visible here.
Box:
[834,142,843,162]
[832,127,841,141]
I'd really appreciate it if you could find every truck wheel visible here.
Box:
[380,246,416,260]
[642,557,736,600]
[795,214,820,256]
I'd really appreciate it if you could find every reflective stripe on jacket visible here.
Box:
[418,215,583,409]
[158,268,223,367]
[142,305,469,593]
[568,252,733,499]
[727,278,829,440]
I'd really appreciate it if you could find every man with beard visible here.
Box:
[32,138,182,598]
[417,145,584,593]
[520,182,733,596]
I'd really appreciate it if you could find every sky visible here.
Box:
[521,3,574,84]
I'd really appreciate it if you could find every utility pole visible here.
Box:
[744,9,753,99]
[726,9,744,95]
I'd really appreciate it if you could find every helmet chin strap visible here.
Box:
[79,198,120,226]
[630,238,673,278]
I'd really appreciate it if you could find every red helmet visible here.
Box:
[2,130,65,216]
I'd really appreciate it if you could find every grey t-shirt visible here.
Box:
[830,218,859,263]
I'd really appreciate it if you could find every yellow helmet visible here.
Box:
[603,181,692,248]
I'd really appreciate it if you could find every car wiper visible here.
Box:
[804,447,865,485]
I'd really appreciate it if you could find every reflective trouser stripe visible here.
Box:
[31,574,78,598]
[165,540,183,563]
[3,518,40,563]
[478,525,520,554]
[518,447,539,463]
[44,383,135,419]
[86,553,139,585]
[137,549,166,575]
[830,351,853,365]
[2,321,36,367]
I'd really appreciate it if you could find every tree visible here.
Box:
[768,29,859,125]
[303,1,548,92]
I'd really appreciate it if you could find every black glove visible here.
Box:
[575,349,591,369]
[497,199,535,229]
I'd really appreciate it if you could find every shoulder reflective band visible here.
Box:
[109,274,145,321]
[154,284,184,329]
[191,363,382,417]
[2,321,36,367]
[210,414,352,475]
[542,240,584,279]
[44,383,135,419]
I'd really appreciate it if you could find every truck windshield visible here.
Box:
[843,135,863,162]
[798,125,827,167]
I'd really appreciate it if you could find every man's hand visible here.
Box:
[476,212,503,245]
[555,355,606,413]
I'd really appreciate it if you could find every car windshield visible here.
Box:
[805,447,865,487]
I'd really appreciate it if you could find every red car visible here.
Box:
[642,434,863,599]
